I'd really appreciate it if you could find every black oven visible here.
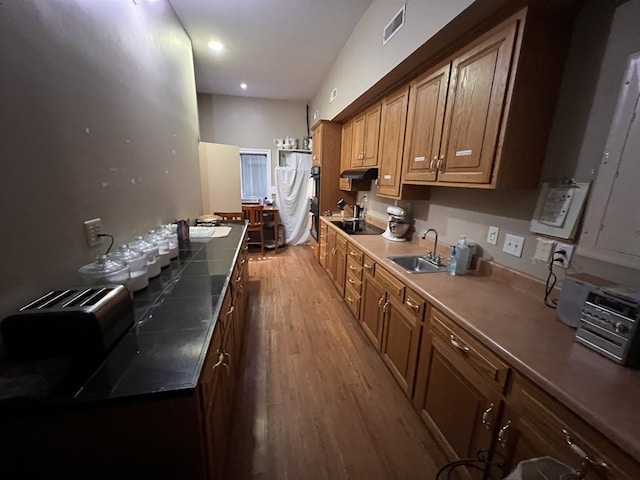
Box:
[310,165,320,240]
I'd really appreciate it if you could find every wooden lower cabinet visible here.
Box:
[380,295,422,397]
[494,377,640,480]
[360,270,386,349]
[309,236,319,261]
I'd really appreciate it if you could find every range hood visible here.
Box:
[340,168,378,180]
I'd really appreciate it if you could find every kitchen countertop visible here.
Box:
[0,223,246,409]
[320,217,640,464]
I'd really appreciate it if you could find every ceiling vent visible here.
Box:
[383,4,406,46]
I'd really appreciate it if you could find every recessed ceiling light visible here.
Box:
[240,83,247,90]
[208,41,224,52]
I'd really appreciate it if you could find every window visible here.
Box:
[239,149,272,200]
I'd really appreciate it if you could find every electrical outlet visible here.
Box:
[502,233,525,257]
[552,242,575,268]
[84,218,103,247]
[487,226,499,245]
[533,237,556,263]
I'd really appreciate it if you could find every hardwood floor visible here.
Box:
[224,246,446,480]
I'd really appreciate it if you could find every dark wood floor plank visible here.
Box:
[224,246,445,480]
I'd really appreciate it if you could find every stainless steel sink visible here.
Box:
[387,255,447,274]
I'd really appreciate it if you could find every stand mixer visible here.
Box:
[382,205,409,241]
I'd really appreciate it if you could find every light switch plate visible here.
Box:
[487,226,499,245]
[502,233,525,257]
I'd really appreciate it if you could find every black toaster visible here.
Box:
[1,285,133,360]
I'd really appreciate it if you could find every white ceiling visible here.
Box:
[168,0,374,101]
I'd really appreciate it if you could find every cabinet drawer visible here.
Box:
[375,265,405,301]
[431,308,509,393]
[346,243,364,264]
[345,283,361,319]
[336,233,348,251]
[346,256,363,281]
[403,287,426,321]
[362,255,376,276]
[346,269,362,294]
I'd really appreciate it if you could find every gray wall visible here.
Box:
[310,0,473,121]
[0,0,202,319]
[315,0,640,288]
[198,93,309,186]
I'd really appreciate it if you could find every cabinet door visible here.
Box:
[340,120,353,174]
[359,272,386,350]
[376,87,409,198]
[402,64,450,183]
[380,296,422,397]
[438,21,517,184]
[350,113,366,168]
[421,344,498,480]
[333,244,347,296]
[312,123,323,166]
[325,229,336,281]
[362,104,381,167]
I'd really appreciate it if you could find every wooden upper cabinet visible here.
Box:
[437,20,517,184]
[402,64,450,183]
[376,86,410,198]
[340,120,353,174]
[312,123,323,166]
[350,103,381,169]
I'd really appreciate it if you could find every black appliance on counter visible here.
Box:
[1,285,133,361]
[310,165,320,240]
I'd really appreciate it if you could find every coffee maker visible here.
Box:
[382,205,409,242]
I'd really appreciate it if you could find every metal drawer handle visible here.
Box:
[378,296,385,308]
[213,352,225,369]
[363,263,373,270]
[227,306,235,316]
[481,404,494,430]
[349,265,357,271]
[438,154,445,172]
[498,421,511,447]
[349,251,358,256]
[383,300,389,313]
[347,296,354,303]
[450,335,470,353]
[348,278,357,284]
[406,298,420,311]
[236,276,242,283]
[563,429,609,472]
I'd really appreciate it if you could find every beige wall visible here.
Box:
[198,94,309,187]
[310,0,473,121]
[0,1,202,319]
[356,0,640,288]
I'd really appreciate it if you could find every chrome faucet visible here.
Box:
[421,228,442,266]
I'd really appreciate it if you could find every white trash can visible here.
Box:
[504,457,579,480]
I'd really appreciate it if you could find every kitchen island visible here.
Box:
[0,223,249,480]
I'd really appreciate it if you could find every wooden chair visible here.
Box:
[213,212,244,222]
[242,205,265,256]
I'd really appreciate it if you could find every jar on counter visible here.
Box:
[108,246,149,292]
[158,224,179,259]
[145,230,171,267]
[78,255,130,286]
[128,236,161,278]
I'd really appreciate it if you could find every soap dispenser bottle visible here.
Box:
[447,247,457,276]
[454,236,470,275]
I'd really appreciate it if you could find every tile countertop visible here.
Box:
[321,218,640,464]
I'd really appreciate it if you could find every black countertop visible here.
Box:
[0,224,246,410]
